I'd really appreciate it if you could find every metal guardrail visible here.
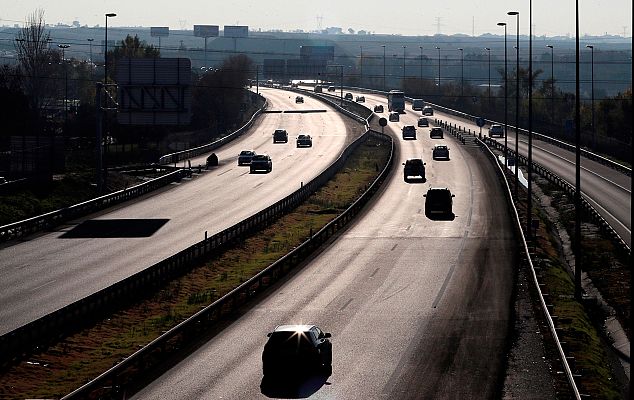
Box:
[158,94,268,165]
[59,104,387,399]
[0,169,191,244]
[339,85,631,176]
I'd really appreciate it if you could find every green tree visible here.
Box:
[106,35,160,82]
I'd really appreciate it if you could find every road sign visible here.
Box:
[379,117,387,127]
[476,117,486,127]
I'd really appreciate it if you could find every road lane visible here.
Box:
[0,87,358,335]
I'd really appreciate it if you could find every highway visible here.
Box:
[0,87,359,335]
[135,94,517,399]
[431,104,631,247]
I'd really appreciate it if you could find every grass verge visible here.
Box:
[0,135,390,398]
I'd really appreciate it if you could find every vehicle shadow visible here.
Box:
[260,372,330,398]
[404,177,427,183]
[426,213,456,221]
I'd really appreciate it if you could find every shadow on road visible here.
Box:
[60,219,169,238]
[260,371,331,398]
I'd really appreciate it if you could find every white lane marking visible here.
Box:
[583,193,631,236]
[32,280,56,291]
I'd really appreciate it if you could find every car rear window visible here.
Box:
[428,190,451,202]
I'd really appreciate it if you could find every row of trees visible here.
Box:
[1,11,257,174]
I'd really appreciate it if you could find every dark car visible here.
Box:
[424,187,455,217]
[355,95,365,102]
[374,104,384,113]
[402,158,426,182]
[273,129,289,143]
[344,92,353,100]
[417,117,429,127]
[388,112,400,122]
[402,125,417,140]
[237,150,256,165]
[488,124,504,138]
[422,106,434,116]
[430,127,444,139]
[250,154,272,173]
[432,144,450,160]
[328,86,336,92]
[296,134,313,147]
[262,324,332,377]
[295,96,304,103]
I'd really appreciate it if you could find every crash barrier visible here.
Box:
[337,85,630,176]
[0,94,374,371]
[60,139,392,398]
[436,119,630,256]
[474,133,583,400]
[158,95,268,165]
[0,169,191,244]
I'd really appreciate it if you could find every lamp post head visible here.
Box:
[435,46,440,50]
[586,45,594,49]
[547,45,553,49]
[87,38,94,42]
[507,11,519,16]
[485,47,490,51]
[497,22,507,27]
[458,48,463,51]
[105,13,116,18]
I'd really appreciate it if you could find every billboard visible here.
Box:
[194,25,219,38]
[116,58,192,125]
[224,25,248,38]
[150,27,169,37]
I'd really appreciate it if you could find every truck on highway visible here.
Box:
[387,90,405,113]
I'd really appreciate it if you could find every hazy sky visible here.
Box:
[2,0,632,37]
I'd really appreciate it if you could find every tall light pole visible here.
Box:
[498,22,508,169]
[586,44,595,148]
[419,46,423,84]
[508,11,520,198]
[58,44,70,126]
[104,13,116,83]
[527,0,534,239]
[87,38,94,78]
[574,0,582,300]
[485,47,491,106]
[359,45,363,86]
[458,48,464,98]
[547,45,555,125]
[435,46,441,87]
[382,45,386,92]
[402,45,407,83]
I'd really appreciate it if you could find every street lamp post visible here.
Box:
[359,45,363,86]
[547,45,555,125]
[58,44,70,126]
[87,38,94,78]
[586,45,595,148]
[104,13,116,83]
[527,0,534,239]
[485,47,491,106]
[435,46,441,87]
[458,48,464,98]
[508,11,520,198]
[402,45,407,83]
[574,0,582,300]
[498,23,508,169]
[382,45,386,92]
[419,46,423,83]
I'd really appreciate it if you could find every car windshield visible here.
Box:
[240,151,253,156]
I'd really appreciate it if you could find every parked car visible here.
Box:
[402,158,426,182]
[273,129,289,143]
[422,106,434,116]
[296,134,313,147]
[373,104,384,113]
[402,125,417,140]
[250,154,273,173]
[424,187,455,217]
[432,144,450,160]
[430,127,444,139]
[295,96,304,103]
[489,124,504,138]
[238,150,256,165]
[355,95,365,102]
[389,112,400,122]
[328,86,336,92]
[344,92,353,100]
[417,117,429,127]
[262,324,332,376]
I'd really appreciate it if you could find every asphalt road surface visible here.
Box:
[134,94,517,399]
[0,87,358,335]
